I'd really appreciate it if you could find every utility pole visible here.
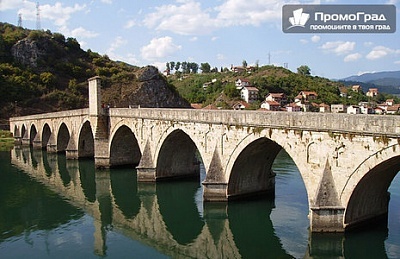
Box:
[18,13,22,27]
[36,2,41,30]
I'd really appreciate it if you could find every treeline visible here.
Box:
[165,61,227,74]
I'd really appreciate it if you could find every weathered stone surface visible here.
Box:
[11,38,44,67]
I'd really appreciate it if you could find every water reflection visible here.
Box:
[5,147,397,258]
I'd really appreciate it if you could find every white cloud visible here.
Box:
[189,37,198,42]
[70,27,99,39]
[143,0,216,35]
[344,53,362,62]
[107,36,128,54]
[395,60,400,64]
[0,0,25,11]
[366,46,400,60]
[17,2,86,27]
[124,20,136,29]
[300,39,308,44]
[215,0,282,26]
[311,35,320,43]
[217,53,225,60]
[143,0,283,35]
[101,0,113,4]
[141,36,182,61]
[320,41,355,55]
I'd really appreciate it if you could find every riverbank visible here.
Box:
[0,130,14,151]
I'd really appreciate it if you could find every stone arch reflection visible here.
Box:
[110,168,140,219]
[157,179,204,245]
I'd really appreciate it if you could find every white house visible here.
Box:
[241,86,259,103]
[331,104,346,113]
[260,100,281,111]
[347,105,361,114]
[235,78,251,90]
[286,103,301,112]
[265,93,287,106]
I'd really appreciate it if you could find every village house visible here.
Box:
[347,105,362,114]
[386,99,394,106]
[241,86,259,103]
[318,103,331,113]
[260,100,281,111]
[285,102,301,112]
[232,101,250,110]
[339,86,348,98]
[366,88,379,97]
[235,78,251,90]
[265,93,287,106]
[331,104,346,113]
[352,85,362,92]
[387,104,400,114]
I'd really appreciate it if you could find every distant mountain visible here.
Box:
[340,71,400,95]
[342,71,400,82]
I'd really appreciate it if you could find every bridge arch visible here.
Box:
[109,125,141,167]
[42,123,51,149]
[156,128,201,180]
[342,144,400,230]
[13,125,19,138]
[227,137,282,199]
[57,122,70,153]
[29,124,38,146]
[78,120,94,158]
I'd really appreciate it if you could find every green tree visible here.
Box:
[242,60,247,68]
[297,65,311,76]
[200,63,211,73]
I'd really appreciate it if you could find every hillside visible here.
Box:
[168,65,345,109]
[0,23,190,122]
[341,71,400,95]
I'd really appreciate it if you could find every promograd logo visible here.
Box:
[288,8,310,29]
[282,5,396,33]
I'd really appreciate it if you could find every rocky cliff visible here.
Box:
[102,65,191,108]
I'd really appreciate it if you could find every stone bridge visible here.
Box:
[9,77,400,232]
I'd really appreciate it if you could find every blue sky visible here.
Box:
[1,0,399,79]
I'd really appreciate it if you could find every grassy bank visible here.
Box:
[0,130,14,151]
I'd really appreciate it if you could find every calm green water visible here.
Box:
[0,148,399,258]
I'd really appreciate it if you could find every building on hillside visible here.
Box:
[285,102,302,112]
[265,93,287,106]
[231,65,256,73]
[241,86,259,103]
[352,85,362,92]
[387,104,400,114]
[386,99,394,106]
[235,78,251,89]
[339,87,348,98]
[331,104,346,113]
[318,103,331,113]
[232,101,250,110]
[260,100,281,111]
[347,105,361,114]
[191,103,202,109]
[366,88,379,97]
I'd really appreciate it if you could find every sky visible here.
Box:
[1,0,399,79]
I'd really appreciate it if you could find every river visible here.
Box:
[0,147,399,258]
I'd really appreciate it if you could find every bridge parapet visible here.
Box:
[109,108,400,136]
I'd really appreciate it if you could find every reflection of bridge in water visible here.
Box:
[11,147,391,258]
[11,147,291,258]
